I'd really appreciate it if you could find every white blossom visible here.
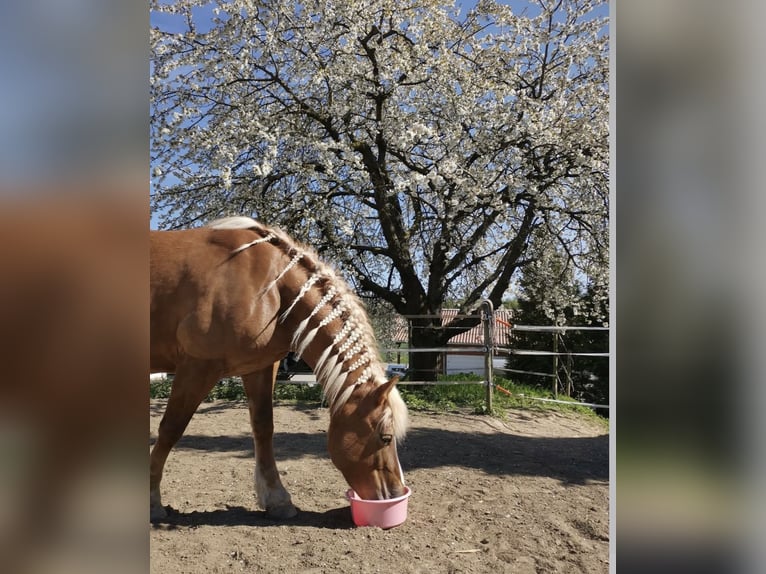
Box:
[150,0,609,320]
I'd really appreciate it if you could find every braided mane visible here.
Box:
[208,216,408,440]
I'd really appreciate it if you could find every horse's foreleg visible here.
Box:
[150,362,220,521]
[242,363,297,519]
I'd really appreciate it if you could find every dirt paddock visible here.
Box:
[150,400,609,573]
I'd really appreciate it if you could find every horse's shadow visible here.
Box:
[151,504,354,530]
[166,426,609,485]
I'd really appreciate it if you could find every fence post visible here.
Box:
[552,331,559,398]
[481,299,494,413]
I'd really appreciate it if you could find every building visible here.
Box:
[391,308,513,377]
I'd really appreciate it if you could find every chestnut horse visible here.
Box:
[150,216,408,520]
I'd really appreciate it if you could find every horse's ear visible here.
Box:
[375,376,399,406]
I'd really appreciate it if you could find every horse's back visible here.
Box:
[149,227,287,374]
[150,227,248,283]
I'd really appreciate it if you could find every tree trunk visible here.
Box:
[407,316,442,382]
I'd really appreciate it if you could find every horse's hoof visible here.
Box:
[267,504,298,519]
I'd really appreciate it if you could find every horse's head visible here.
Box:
[327,377,408,500]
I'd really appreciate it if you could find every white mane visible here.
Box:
[207,216,409,441]
[208,216,261,230]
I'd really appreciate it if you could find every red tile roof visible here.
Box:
[391,309,513,347]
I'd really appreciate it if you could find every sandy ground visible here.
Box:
[150,400,609,573]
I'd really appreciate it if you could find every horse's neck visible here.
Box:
[280,283,378,411]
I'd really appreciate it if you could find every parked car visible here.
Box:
[277,352,312,380]
[385,364,409,380]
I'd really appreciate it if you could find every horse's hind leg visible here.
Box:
[150,361,220,521]
[242,363,297,519]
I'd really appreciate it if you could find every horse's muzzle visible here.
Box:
[372,468,406,500]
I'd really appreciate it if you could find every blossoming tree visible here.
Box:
[151,0,609,379]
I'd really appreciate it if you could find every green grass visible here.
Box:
[273,382,324,404]
[149,376,322,404]
[149,377,173,399]
[398,373,607,423]
[486,377,608,426]
[397,373,489,413]
[149,374,607,426]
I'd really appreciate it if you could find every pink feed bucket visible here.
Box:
[345,486,412,528]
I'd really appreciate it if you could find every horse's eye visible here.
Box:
[380,433,393,445]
